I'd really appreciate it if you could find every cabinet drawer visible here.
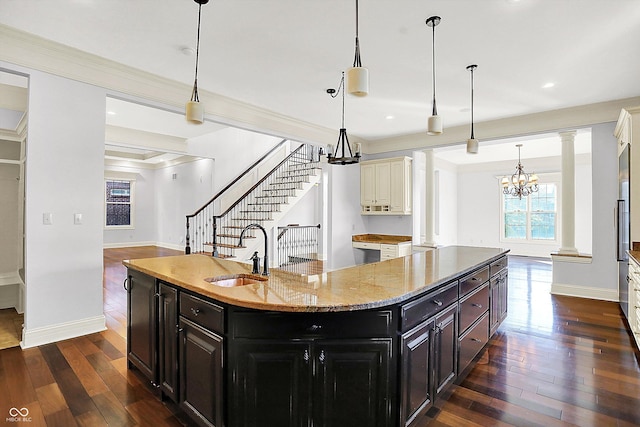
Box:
[459,266,489,297]
[380,244,398,258]
[180,293,224,334]
[352,241,381,250]
[490,256,508,277]
[458,312,489,374]
[459,283,489,333]
[401,281,458,331]
[231,309,393,339]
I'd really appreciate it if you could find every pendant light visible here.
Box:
[347,0,369,96]
[327,72,361,165]
[466,64,479,154]
[426,16,442,135]
[185,0,209,124]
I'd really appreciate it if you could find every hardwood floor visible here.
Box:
[1,250,639,426]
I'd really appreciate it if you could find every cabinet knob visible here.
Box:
[319,350,326,364]
[306,324,323,333]
[432,299,443,307]
[190,307,201,316]
[470,338,482,343]
[471,303,483,309]
[303,349,310,363]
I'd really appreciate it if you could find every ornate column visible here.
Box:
[424,149,436,247]
[558,130,578,254]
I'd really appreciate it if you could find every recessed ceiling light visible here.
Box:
[542,82,555,89]
[106,111,116,115]
[385,115,395,120]
[181,46,195,56]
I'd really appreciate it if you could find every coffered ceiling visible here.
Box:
[2,0,640,162]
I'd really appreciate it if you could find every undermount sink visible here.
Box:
[204,274,268,287]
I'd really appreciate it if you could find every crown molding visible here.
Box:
[364,97,640,155]
[105,125,188,153]
[0,24,337,146]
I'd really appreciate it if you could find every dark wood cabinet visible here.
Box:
[433,304,457,397]
[178,317,224,427]
[490,270,508,336]
[229,312,395,427]
[399,278,459,427]
[126,270,157,384]
[158,283,178,401]
[314,339,392,427]
[400,318,434,427]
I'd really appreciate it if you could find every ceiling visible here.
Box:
[2,0,640,160]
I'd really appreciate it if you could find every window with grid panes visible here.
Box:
[105,179,134,227]
[503,183,556,241]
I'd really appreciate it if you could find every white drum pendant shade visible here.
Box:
[427,115,443,135]
[347,66,369,97]
[466,138,479,154]
[186,101,204,124]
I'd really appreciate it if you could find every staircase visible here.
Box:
[186,142,321,264]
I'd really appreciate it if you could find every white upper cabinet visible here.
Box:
[360,157,412,215]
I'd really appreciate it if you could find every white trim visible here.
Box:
[20,315,107,349]
[550,254,593,264]
[0,272,20,286]
[550,282,617,302]
[103,241,157,249]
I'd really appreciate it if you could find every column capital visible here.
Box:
[559,130,577,142]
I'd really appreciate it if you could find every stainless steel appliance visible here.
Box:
[618,144,631,316]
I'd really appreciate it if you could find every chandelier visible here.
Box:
[326,71,361,165]
[501,144,538,199]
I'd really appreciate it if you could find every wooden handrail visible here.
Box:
[186,138,287,219]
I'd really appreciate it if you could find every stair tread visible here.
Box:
[216,234,254,239]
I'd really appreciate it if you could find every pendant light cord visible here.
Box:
[470,67,475,139]
[340,72,346,128]
[431,21,437,116]
[191,2,203,102]
[353,0,362,67]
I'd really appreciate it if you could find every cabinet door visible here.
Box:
[158,283,178,401]
[489,275,500,336]
[375,163,391,205]
[434,304,457,396]
[231,340,312,427]
[400,319,434,427]
[314,339,392,427]
[389,159,405,212]
[127,270,157,383]
[361,163,376,205]
[499,271,508,323]
[179,318,224,427]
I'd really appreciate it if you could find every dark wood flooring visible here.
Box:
[1,249,638,426]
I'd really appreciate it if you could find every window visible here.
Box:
[503,183,557,241]
[105,179,134,228]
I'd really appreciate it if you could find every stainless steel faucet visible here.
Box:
[239,223,269,276]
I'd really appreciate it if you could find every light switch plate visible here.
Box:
[43,212,53,225]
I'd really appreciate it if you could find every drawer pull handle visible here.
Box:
[307,324,323,332]
[471,277,479,281]
[471,303,483,308]
[470,338,482,343]
[433,300,443,307]
[123,278,129,291]
[190,307,201,316]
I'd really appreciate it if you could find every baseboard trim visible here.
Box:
[550,282,618,302]
[0,272,20,286]
[20,315,107,349]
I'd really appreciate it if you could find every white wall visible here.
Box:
[552,122,618,299]
[23,69,106,346]
[155,158,215,250]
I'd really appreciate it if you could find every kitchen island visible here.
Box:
[124,245,509,427]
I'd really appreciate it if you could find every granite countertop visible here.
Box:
[123,246,508,312]
[352,234,412,245]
